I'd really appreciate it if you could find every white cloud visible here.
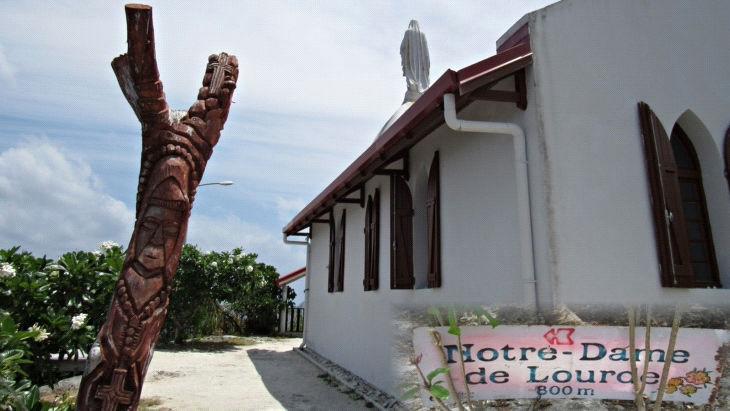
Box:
[0,44,16,85]
[187,213,305,274]
[275,197,307,224]
[0,0,557,274]
[0,138,134,257]
[0,138,305,272]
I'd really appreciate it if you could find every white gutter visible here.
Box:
[443,93,538,309]
[300,241,312,348]
[283,232,309,245]
[282,232,311,347]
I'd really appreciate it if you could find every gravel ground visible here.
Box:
[139,337,371,410]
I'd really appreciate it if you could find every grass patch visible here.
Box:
[139,396,167,410]
[157,335,257,352]
[41,391,76,410]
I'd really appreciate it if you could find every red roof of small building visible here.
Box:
[283,42,532,235]
[277,267,306,287]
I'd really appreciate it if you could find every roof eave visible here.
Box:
[283,43,533,236]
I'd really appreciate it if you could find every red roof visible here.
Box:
[283,42,532,235]
[277,267,306,287]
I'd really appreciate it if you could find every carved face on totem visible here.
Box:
[134,200,182,276]
[131,155,191,280]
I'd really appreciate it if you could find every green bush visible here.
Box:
[0,312,42,411]
[0,245,120,385]
[161,245,290,342]
[0,243,292,386]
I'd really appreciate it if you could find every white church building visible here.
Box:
[282,0,730,394]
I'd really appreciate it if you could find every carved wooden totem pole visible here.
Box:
[76,5,238,410]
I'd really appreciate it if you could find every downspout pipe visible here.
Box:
[282,233,310,348]
[443,93,538,309]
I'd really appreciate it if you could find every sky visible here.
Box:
[0,0,556,289]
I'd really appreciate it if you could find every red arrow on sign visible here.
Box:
[543,327,575,345]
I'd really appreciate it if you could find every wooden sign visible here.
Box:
[412,326,729,405]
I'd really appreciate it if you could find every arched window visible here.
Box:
[363,190,380,291]
[670,125,721,286]
[328,210,335,292]
[334,209,346,292]
[426,152,441,288]
[327,209,346,293]
[725,127,730,191]
[638,102,722,288]
[391,174,414,289]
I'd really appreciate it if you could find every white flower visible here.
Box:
[28,324,49,342]
[91,250,102,257]
[228,257,234,264]
[99,241,120,251]
[71,313,88,330]
[246,265,254,273]
[0,263,16,278]
[211,261,218,268]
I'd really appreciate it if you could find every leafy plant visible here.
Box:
[403,353,451,411]
[0,243,292,387]
[0,312,43,411]
[161,245,291,343]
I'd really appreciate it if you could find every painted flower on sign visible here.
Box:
[71,313,88,330]
[0,262,16,278]
[685,369,712,386]
[666,368,712,397]
[666,377,683,394]
[680,384,698,397]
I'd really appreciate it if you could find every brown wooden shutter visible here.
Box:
[363,190,380,291]
[426,152,441,288]
[638,102,693,287]
[335,209,346,291]
[327,210,335,292]
[371,190,380,290]
[363,196,373,291]
[390,175,414,289]
[725,127,730,192]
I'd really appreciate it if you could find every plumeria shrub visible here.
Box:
[0,245,121,385]
[0,243,291,385]
[0,311,43,410]
[161,245,290,343]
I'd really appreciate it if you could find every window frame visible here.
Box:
[390,174,415,289]
[327,210,335,292]
[426,151,441,288]
[334,209,346,292]
[638,102,722,288]
[363,189,380,291]
[670,125,721,287]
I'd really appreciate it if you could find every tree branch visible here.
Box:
[111,4,169,126]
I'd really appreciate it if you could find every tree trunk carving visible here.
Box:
[76,4,238,410]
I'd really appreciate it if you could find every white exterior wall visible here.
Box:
[528,0,730,305]
[300,0,730,394]
[304,73,548,393]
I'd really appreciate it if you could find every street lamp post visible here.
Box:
[198,180,234,187]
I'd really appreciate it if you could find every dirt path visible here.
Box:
[140,338,371,410]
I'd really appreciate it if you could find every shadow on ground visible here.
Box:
[156,341,242,353]
[248,348,371,410]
